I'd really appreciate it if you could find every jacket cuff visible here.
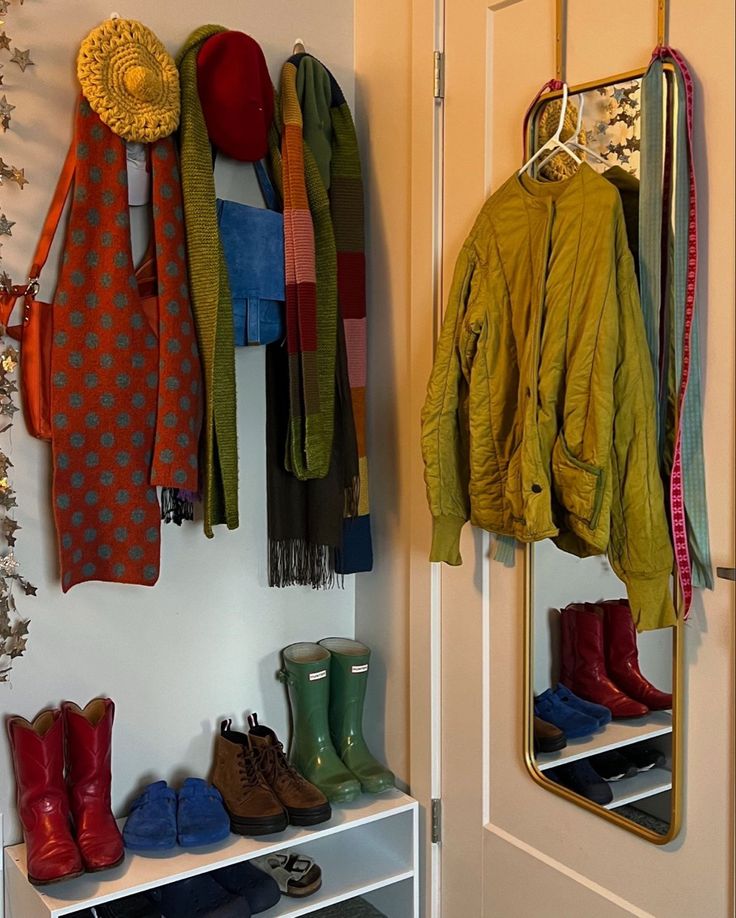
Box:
[430,515,465,565]
[623,571,677,632]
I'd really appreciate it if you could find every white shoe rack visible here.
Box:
[3,790,419,918]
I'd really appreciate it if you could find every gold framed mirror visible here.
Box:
[521,70,684,844]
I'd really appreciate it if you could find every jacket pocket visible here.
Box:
[551,434,604,530]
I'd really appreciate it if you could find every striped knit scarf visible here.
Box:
[279,57,337,481]
[272,54,373,574]
[293,54,372,573]
[176,26,239,537]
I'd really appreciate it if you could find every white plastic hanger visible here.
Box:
[538,92,611,172]
[519,83,582,177]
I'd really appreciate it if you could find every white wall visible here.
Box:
[0,0,359,841]
[352,0,412,791]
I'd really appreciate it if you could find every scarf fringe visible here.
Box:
[268,539,345,590]
[161,488,195,526]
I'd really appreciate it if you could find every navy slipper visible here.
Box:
[151,874,250,917]
[548,760,614,805]
[212,860,281,913]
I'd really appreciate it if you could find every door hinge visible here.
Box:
[433,50,445,100]
[431,797,442,843]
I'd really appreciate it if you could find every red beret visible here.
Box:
[196,31,274,162]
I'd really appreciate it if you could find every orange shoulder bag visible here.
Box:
[0,142,76,441]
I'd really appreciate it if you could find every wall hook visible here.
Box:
[293,37,306,54]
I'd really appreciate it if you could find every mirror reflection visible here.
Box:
[527,80,676,839]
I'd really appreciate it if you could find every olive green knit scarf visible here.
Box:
[176,26,239,537]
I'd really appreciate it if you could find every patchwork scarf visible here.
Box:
[294,54,373,573]
[176,26,239,537]
[266,325,358,588]
[51,100,202,591]
[279,56,337,480]
[265,55,372,587]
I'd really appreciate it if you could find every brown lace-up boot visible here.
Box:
[247,714,332,826]
[211,720,287,836]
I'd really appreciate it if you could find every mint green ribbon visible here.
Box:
[640,56,713,590]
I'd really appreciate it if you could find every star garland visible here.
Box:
[0,343,34,681]
[0,0,33,295]
[0,0,33,681]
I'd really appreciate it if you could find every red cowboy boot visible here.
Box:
[7,709,83,885]
[600,600,673,710]
[560,604,649,718]
[559,607,576,686]
[62,698,124,872]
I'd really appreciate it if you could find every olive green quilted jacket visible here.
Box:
[421,165,675,632]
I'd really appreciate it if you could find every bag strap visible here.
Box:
[212,146,281,212]
[253,159,279,211]
[28,137,76,282]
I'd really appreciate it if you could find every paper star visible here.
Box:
[0,213,14,235]
[0,34,10,52]
[2,518,19,546]
[10,48,33,72]
[5,630,27,657]
[0,552,18,577]
[2,348,17,372]
[11,167,27,188]
[0,2,10,15]
[0,95,14,119]
[23,582,36,596]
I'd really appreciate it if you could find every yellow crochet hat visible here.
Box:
[77,18,180,143]
[535,97,585,181]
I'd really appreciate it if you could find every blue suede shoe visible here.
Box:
[554,684,612,728]
[177,778,230,848]
[534,690,600,739]
[212,861,281,913]
[123,781,177,851]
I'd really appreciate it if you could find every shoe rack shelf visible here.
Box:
[536,710,672,771]
[3,790,419,918]
[604,767,672,811]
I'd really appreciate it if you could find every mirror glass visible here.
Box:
[526,79,678,841]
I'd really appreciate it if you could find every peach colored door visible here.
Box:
[435,1,735,915]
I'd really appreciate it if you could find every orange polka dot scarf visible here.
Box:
[50,99,202,591]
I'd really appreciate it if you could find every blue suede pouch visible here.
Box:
[217,160,285,347]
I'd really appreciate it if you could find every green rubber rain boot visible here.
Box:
[318,638,396,794]
[280,643,361,804]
